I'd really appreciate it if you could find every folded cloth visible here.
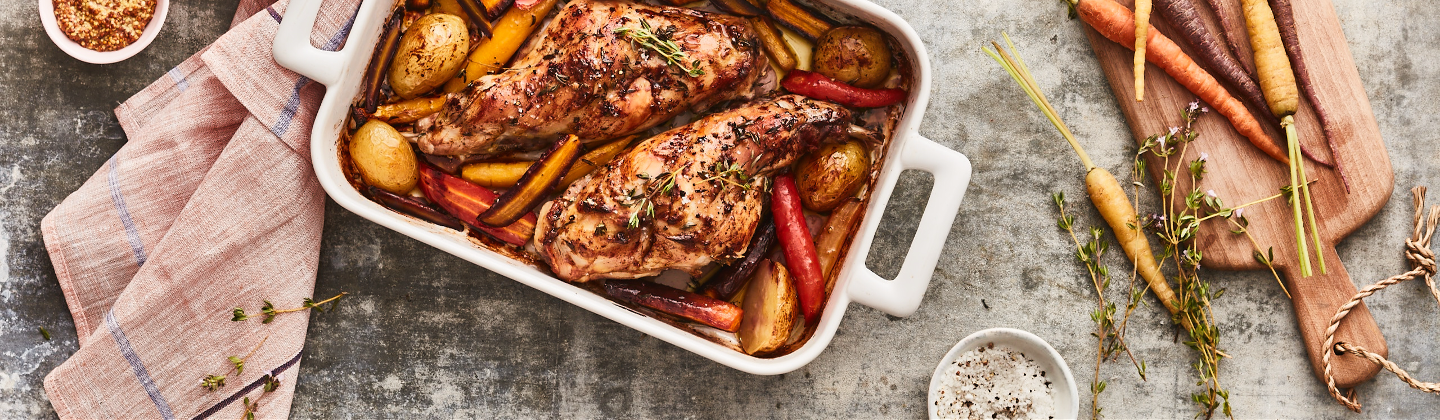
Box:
[41,0,359,417]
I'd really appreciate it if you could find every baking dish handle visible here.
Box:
[847,133,971,317]
[272,0,348,86]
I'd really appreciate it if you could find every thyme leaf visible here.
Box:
[615,19,704,77]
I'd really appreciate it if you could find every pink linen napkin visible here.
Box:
[41,0,359,418]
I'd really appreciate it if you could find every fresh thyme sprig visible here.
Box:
[238,374,282,420]
[202,336,269,391]
[233,292,348,323]
[700,161,752,190]
[615,19,704,77]
[1135,102,1234,419]
[1055,192,1147,420]
[626,171,679,228]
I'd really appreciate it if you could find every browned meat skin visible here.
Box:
[535,95,850,282]
[415,0,775,157]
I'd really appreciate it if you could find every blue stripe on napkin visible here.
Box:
[106,310,175,420]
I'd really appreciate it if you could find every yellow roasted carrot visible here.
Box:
[749,16,798,74]
[444,0,560,93]
[461,160,531,188]
[986,37,1182,317]
[372,96,446,124]
[559,136,634,186]
[460,136,634,188]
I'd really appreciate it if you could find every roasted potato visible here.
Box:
[388,13,470,99]
[813,26,892,88]
[740,260,798,355]
[796,140,870,211]
[351,119,419,194]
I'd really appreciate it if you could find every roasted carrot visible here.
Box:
[444,0,560,93]
[1270,0,1348,191]
[1073,0,1287,165]
[1134,0,1151,101]
[985,37,1184,320]
[1155,0,1269,125]
[1240,0,1325,276]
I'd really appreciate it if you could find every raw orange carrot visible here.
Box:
[1134,0,1151,101]
[1155,0,1269,124]
[1073,0,1288,165]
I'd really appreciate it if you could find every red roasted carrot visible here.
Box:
[1073,0,1288,165]
[1270,0,1348,191]
[772,175,825,325]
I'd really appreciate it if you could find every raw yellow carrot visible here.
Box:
[1242,0,1297,118]
[1241,0,1325,276]
[986,37,1183,318]
[1134,0,1151,101]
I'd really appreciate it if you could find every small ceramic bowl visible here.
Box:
[928,328,1080,419]
[37,0,170,64]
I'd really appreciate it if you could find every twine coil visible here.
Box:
[1323,186,1440,411]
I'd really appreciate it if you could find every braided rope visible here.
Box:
[1323,186,1440,411]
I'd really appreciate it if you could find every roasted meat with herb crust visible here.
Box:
[535,95,850,282]
[414,0,775,157]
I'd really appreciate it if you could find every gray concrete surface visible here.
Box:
[3,0,1439,418]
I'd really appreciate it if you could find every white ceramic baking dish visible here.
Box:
[275,0,971,374]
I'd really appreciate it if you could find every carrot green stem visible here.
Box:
[1284,117,1311,277]
[984,34,1096,171]
[1288,120,1326,274]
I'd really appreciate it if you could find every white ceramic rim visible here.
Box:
[37,0,170,64]
[274,0,973,375]
[928,327,1081,419]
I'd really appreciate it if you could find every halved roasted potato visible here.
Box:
[350,119,419,194]
[740,260,799,355]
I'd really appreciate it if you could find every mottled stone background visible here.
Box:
[3,0,1439,418]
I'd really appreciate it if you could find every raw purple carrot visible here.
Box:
[1201,0,1252,74]
[1270,0,1348,191]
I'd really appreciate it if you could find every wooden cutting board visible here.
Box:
[1081,0,1394,388]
